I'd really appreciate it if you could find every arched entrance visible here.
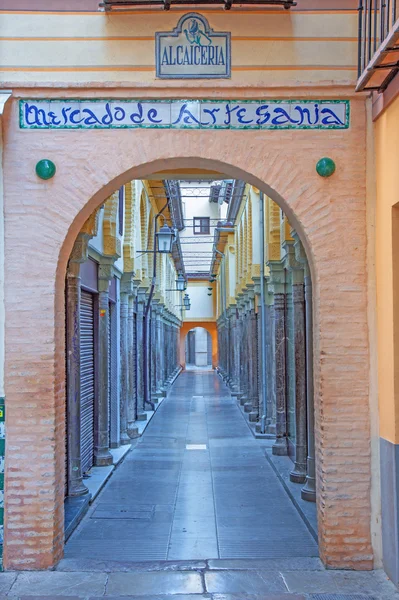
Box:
[180,322,218,369]
[3,113,372,570]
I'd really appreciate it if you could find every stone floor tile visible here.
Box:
[106,571,204,595]
[90,596,211,600]
[0,573,17,594]
[308,595,378,600]
[19,597,82,600]
[282,569,399,597]
[57,558,207,572]
[212,595,304,600]
[208,558,324,571]
[205,570,287,594]
[10,572,107,597]
[282,571,339,594]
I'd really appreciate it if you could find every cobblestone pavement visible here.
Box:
[1,371,396,599]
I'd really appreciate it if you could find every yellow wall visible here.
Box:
[0,10,358,86]
[375,94,399,444]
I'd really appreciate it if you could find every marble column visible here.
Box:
[136,289,147,420]
[150,305,157,401]
[65,244,89,496]
[119,275,132,444]
[248,308,259,422]
[127,291,139,436]
[152,305,164,399]
[270,263,288,456]
[94,262,113,466]
[290,277,307,483]
[301,268,316,502]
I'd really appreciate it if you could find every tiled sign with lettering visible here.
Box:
[155,13,231,79]
[19,99,350,130]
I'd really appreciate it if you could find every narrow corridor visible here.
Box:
[65,370,318,562]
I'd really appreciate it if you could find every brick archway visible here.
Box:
[180,322,218,369]
[3,95,372,571]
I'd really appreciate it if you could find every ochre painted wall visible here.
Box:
[375,94,399,444]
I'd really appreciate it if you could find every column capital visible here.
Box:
[120,272,135,295]
[68,232,92,275]
[98,260,116,293]
[282,241,304,285]
[267,261,285,295]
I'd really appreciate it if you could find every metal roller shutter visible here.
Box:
[80,291,95,475]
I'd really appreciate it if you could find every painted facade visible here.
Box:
[0,0,389,583]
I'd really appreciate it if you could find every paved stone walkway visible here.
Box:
[0,371,397,598]
[65,370,318,561]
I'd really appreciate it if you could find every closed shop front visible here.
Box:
[80,258,99,475]
[80,290,96,475]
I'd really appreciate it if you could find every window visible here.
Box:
[118,186,124,236]
[193,217,210,235]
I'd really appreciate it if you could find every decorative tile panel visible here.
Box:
[19,99,350,131]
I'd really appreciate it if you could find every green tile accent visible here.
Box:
[0,440,5,455]
[0,474,4,490]
[0,508,5,525]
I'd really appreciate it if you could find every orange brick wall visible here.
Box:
[2,88,372,570]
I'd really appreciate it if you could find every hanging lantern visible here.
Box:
[183,293,190,309]
[176,271,186,292]
[156,223,174,254]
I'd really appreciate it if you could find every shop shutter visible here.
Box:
[80,291,95,475]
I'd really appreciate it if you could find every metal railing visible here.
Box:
[358,0,399,79]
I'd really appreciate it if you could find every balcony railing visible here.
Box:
[357,0,399,92]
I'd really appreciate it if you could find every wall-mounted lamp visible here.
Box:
[183,293,191,310]
[176,272,186,292]
[156,223,174,253]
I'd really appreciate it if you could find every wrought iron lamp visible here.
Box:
[176,272,186,292]
[156,223,174,253]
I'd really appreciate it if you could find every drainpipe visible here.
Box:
[214,249,226,376]
[143,200,169,410]
[259,192,269,434]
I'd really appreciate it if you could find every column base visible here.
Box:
[136,412,147,422]
[127,423,139,438]
[94,449,113,467]
[272,437,288,456]
[68,479,90,497]
[120,432,131,445]
[248,411,259,423]
[238,394,247,405]
[290,468,307,484]
[244,402,253,413]
[301,478,316,502]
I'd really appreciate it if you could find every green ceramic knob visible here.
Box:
[36,159,56,180]
[316,157,336,178]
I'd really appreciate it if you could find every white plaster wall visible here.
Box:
[186,283,214,320]
[88,206,104,255]
[180,181,219,275]
[194,327,208,366]
[251,188,261,266]
[228,247,236,300]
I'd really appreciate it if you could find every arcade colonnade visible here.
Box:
[216,189,313,494]
[65,180,182,497]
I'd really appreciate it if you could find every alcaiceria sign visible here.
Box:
[19,100,350,130]
[155,13,231,79]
